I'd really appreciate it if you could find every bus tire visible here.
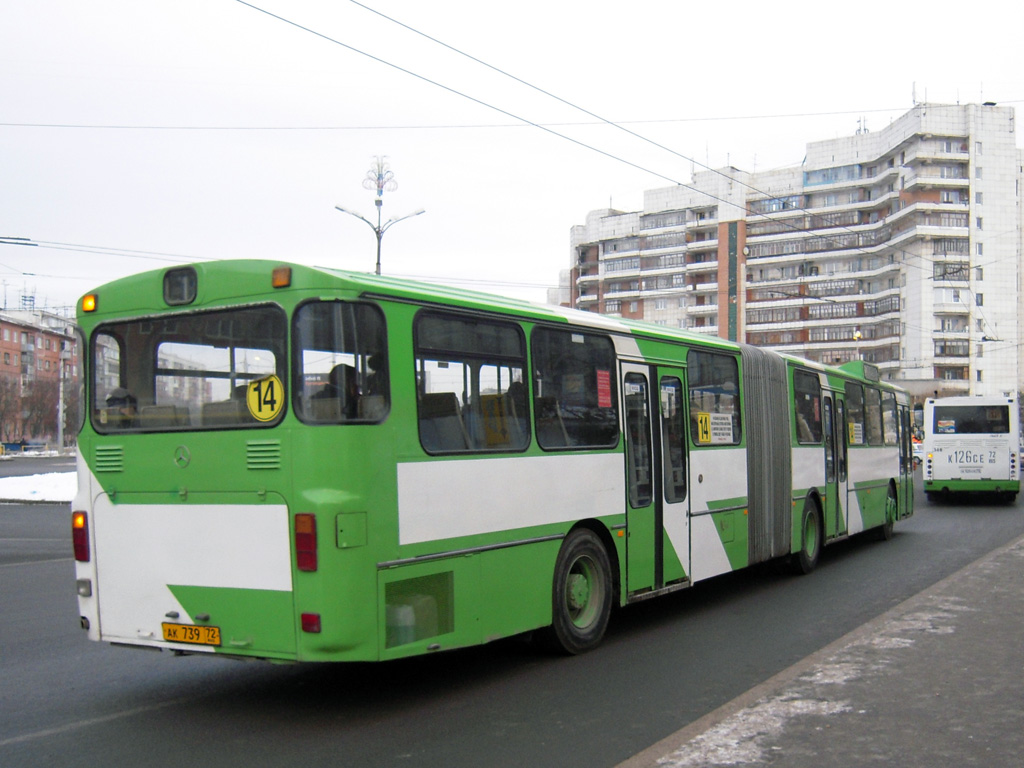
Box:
[793,498,822,575]
[548,528,613,655]
[877,484,897,541]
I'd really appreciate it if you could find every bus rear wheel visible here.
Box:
[548,528,613,655]
[793,498,822,575]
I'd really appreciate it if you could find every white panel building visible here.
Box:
[567,103,1022,400]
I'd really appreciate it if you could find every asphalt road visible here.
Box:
[2,469,1022,768]
[0,453,76,478]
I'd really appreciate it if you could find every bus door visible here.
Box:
[656,369,689,587]
[620,364,689,597]
[822,393,849,539]
[898,405,914,518]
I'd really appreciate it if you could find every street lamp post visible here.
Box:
[334,203,425,276]
[335,156,424,276]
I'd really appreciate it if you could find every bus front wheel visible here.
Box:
[548,528,613,655]
[793,498,822,575]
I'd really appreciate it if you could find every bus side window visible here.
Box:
[792,370,822,444]
[686,349,741,446]
[845,382,865,445]
[414,312,528,454]
[530,328,618,450]
[865,387,883,445]
[294,301,389,425]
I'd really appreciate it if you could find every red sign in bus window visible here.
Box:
[596,369,612,408]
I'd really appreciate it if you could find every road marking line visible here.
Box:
[0,699,188,748]
[0,557,72,568]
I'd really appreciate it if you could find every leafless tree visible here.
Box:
[0,375,21,442]
[22,378,59,442]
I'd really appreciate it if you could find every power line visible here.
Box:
[233,1,883,262]
[0,236,554,293]
[0,108,955,132]
[238,0,1007,285]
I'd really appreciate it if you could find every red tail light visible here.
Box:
[72,511,90,562]
[301,613,322,633]
[295,513,317,572]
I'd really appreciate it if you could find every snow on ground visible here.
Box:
[0,472,76,502]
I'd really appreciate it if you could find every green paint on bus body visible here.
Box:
[75,260,914,663]
[168,585,296,658]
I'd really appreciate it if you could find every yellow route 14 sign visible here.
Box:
[246,375,284,422]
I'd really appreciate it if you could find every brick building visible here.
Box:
[0,309,79,446]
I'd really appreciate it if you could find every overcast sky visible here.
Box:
[2,0,1021,313]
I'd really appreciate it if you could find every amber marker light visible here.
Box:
[272,266,292,288]
[81,294,98,312]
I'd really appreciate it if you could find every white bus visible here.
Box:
[923,395,1020,502]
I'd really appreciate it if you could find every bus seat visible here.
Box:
[358,395,386,421]
[309,397,342,422]
[535,396,569,447]
[419,392,469,451]
[138,404,186,428]
[202,399,254,426]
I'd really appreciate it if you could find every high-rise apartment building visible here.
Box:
[567,103,1022,400]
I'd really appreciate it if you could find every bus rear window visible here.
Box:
[91,306,287,432]
[934,405,1010,434]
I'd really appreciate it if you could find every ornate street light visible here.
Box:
[335,156,424,276]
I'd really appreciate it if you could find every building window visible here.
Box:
[976,243,984,256]
[976,294,984,307]
[976,217,983,230]
[976,192,983,205]
[976,141,983,155]
[975,167,983,179]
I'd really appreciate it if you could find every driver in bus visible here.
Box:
[105,388,137,429]
[315,364,359,419]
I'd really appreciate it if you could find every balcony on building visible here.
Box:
[901,138,970,167]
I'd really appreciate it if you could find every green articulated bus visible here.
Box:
[71,261,914,662]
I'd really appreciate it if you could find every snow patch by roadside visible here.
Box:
[0,472,76,503]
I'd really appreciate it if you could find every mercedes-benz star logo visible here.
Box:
[174,445,191,468]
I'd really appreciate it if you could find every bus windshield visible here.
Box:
[933,404,1010,435]
[92,305,287,432]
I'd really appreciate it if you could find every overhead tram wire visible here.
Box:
[232,1,820,234]
[6,9,999,297]
[246,0,964,270]
[0,236,557,294]
[235,2,692,188]
[345,0,986,266]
